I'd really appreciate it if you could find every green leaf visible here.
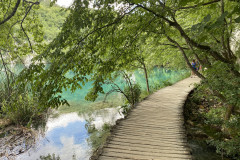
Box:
[234,16,240,23]
[50,0,57,7]
[179,0,192,6]
[211,11,228,28]
[133,0,147,3]
[203,14,211,23]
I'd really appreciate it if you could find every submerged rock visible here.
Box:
[0,127,36,160]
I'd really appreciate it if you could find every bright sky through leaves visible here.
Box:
[56,0,73,7]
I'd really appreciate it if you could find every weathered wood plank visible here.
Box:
[96,77,200,160]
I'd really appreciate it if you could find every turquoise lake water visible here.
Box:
[1,64,189,160]
[60,67,188,106]
[0,64,188,105]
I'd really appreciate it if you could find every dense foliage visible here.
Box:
[0,0,43,59]
[18,0,240,117]
[0,0,68,125]
[38,0,70,41]
[185,86,240,159]
[0,0,239,158]
[0,0,44,125]
[18,0,238,157]
[0,81,46,126]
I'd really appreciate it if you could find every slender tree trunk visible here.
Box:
[220,0,229,59]
[0,51,10,97]
[142,62,150,94]
[123,71,135,105]
[165,35,206,80]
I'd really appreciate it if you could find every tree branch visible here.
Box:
[77,6,139,47]
[7,20,22,40]
[0,0,21,25]
[178,0,220,10]
[0,51,11,97]
[158,43,189,49]
[165,35,206,80]
[170,22,231,63]
[4,0,12,19]
[23,0,39,5]
[129,2,230,64]
[110,80,132,104]
[20,1,39,53]
[135,4,174,25]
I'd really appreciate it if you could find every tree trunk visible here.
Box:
[0,51,10,97]
[142,62,150,94]
[165,35,206,80]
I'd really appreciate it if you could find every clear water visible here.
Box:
[60,68,188,105]
[1,64,189,159]
[17,107,124,160]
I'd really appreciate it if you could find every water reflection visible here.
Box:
[90,107,124,129]
[17,107,124,160]
[12,67,186,159]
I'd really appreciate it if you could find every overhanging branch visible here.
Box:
[77,6,139,47]
[20,1,39,53]
[178,0,220,10]
[0,0,21,25]
[165,34,206,80]
[131,1,230,64]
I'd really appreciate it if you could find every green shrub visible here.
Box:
[162,80,173,86]
[85,118,96,133]
[206,113,240,159]
[191,84,240,159]
[1,93,44,126]
[0,79,46,126]
[150,81,162,91]
[123,83,141,106]
[87,122,111,151]
[121,104,131,116]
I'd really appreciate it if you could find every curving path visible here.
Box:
[97,77,201,160]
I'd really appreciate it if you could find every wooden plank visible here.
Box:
[102,148,192,158]
[96,77,200,160]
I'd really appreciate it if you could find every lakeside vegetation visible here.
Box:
[0,0,69,127]
[0,0,240,159]
[185,86,240,159]
[37,0,70,41]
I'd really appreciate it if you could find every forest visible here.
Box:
[0,0,240,159]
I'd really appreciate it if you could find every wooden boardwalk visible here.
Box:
[97,77,200,160]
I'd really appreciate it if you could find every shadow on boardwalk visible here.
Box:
[93,77,201,160]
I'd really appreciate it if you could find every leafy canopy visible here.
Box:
[17,0,240,110]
